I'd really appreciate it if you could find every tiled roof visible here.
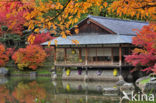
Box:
[41,15,148,46]
[86,15,148,35]
[41,34,134,46]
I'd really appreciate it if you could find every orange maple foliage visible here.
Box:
[108,0,156,22]
[12,81,46,103]
[0,0,34,35]
[0,44,9,67]
[24,0,106,43]
[12,45,47,70]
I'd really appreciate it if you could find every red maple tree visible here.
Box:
[0,1,31,35]
[125,24,156,73]
[12,45,47,70]
[28,32,55,45]
[0,44,9,67]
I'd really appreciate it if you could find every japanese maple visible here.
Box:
[125,24,156,73]
[0,0,34,35]
[108,0,156,22]
[28,32,55,45]
[24,0,106,42]
[12,45,47,70]
[0,44,9,67]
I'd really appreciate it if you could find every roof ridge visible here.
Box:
[88,15,148,24]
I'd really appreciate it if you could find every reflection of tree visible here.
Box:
[12,81,47,103]
[0,85,12,103]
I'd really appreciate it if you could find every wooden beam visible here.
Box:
[111,48,114,64]
[54,46,56,64]
[119,46,122,66]
[79,48,82,59]
[88,19,116,34]
[96,48,98,62]
[64,48,67,64]
[85,48,88,65]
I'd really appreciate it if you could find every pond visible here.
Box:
[0,77,121,103]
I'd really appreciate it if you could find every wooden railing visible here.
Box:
[55,61,129,67]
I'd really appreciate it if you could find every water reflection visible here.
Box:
[0,77,120,103]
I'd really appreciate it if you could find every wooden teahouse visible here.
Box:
[42,15,148,81]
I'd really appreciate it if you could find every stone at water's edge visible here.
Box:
[136,75,156,93]
[116,80,126,86]
[120,83,135,92]
[51,72,57,80]
[0,67,9,76]
[103,88,119,96]
[116,75,135,95]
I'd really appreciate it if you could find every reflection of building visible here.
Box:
[42,15,148,80]
[51,81,120,103]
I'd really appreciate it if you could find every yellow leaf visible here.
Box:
[34,28,40,33]
[74,25,78,28]
[53,25,57,30]
[48,22,52,29]
[61,32,66,38]
[54,40,58,47]
[48,41,51,47]
[65,30,70,35]
[72,40,79,45]
[103,2,108,8]
[6,14,10,19]
[75,28,79,34]
[74,18,78,23]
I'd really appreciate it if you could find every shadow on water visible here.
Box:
[0,77,121,103]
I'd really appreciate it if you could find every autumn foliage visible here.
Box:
[12,45,47,70]
[0,1,30,35]
[12,81,46,103]
[25,0,106,42]
[0,44,9,67]
[28,32,55,45]
[125,24,156,73]
[108,0,156,22]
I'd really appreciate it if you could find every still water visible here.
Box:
[0,77,120,103]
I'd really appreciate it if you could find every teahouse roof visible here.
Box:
[41,15,148,46]
[41,34,134,46]
[84,15,148,35]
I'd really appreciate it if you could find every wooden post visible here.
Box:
[64,48,67,64]
[84,67,88,81]
[119,45,122,75]
[54,46,56,64]
[96,48,98,62]
[79,48,82,59]
[85,47,88,65]
[111,48,114,64]
[119,46,122,66]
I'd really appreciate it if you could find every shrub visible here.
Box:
[0,44,9,67]
[12,45,47,70]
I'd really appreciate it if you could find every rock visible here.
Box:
[118,75,124,81]
[0,67,9,76]
[116,75,126,87]
[116,80,126,86]
[150,77,156,81]
[103,88,119,95]
[120,83,135,92]
[51,72,57,80]
[144,80,156,92]
[136,76,156,93]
